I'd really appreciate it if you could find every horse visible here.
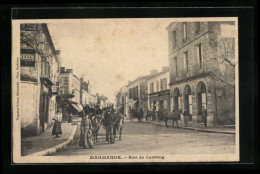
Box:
[145,110,156,121]
[90,109,103,144]
[161,110,180,128]
[113,111,125,141]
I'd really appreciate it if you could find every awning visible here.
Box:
[71,104,82,112]
[77,104,83,111]
[128,100,137,106]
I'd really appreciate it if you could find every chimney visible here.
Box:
[60,67,65,73]
[66,69,73,73]
[150,69,158,76]
[162,66,169,72]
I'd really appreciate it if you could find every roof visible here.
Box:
[41,24,58,62]
[147,69,169,81]
[127,74,151,87]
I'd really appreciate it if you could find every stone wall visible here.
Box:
[20,82,40,137]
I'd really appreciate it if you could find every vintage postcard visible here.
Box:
[12,17,239,163]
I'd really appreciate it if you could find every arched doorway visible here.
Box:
[184,85,192,120]
[196,82,207,116]
[173,88,180,111]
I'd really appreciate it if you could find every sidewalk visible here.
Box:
[132,119,235,134]
[21,121,79,156]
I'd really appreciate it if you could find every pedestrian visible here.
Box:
[52,111,62,137]
[139,108,144,122]
[183,108,189,127]
[202,106,208,128]
[104,108,116,144]
[68,113,73,123]
[79,112,94,149]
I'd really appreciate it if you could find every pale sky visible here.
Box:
[47,18,174,103]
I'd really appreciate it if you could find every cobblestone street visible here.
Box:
[53,121,235,156]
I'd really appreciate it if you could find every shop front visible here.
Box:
[148,90,170,112]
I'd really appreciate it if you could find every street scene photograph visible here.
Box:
[12,17,239,163]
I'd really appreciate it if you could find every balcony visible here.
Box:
[40,61,54,85]
[170,63,210,84]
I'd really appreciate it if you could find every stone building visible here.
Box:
[147,66,170,112]
[116,85,128,116]
[167,21,236,126]
[59,67,83,120]
[126,75,150,118]
[80,79,94,106]
[20,23,61,136]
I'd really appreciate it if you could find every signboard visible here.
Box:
[51,84,58,94]
[20,49,35,67]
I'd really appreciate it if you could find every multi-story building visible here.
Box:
[59,67,82,119]
[167,21,236,126]
[20,23,61,136]
[116,85,128,116]
[80,79,91,106]
[147,67,170,112]
[126,75,150,118]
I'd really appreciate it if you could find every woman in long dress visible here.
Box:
[79,113,94,148]
[52,111,62,137]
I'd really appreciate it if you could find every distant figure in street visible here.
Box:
[68,113,73,123]
[202,106,208,128]
[183,108,189,127]
[138,108,144,122]
[79,112,94,149]
[52,111,62,137]
[103,108,116,144]
[129,108,133,122]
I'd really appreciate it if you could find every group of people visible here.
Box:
[79,107,125,149]
[182,106,208,128]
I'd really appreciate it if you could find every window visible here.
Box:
[174,57,178,76]
[156,81,159,92]
[160,78,167,91]
[150,83,154,93]
[183,51,189,71]
[188,95,193,115]
[129,89,132,99]
[201,93,207,109]
[160,79,163,91]
[183,23,187,41]
[41,61,50,78]
[197,43,203,68]
[172,30,176,47]
[195,22,201,34]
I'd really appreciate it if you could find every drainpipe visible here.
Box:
[213,80,217,126]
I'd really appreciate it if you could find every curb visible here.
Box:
[29,124,78,156]
[141,121,235,135]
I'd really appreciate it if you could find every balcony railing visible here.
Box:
[171,63,208,83]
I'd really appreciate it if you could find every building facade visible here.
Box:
[20,23,61,136]
[116,85,128,116]
[59,67,82,120]
[147,67,170,112]
[80,79,93,106]
[126,75,150,118]
[167,21,236,126]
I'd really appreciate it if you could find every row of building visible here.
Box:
[116,21,236,127]
[19,24,112,137]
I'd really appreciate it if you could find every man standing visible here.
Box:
[139,108,144,122]
[104,108,116,144]
[183,108,189,127]
[202,106,208,128]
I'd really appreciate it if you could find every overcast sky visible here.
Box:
[47,18,174,103]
